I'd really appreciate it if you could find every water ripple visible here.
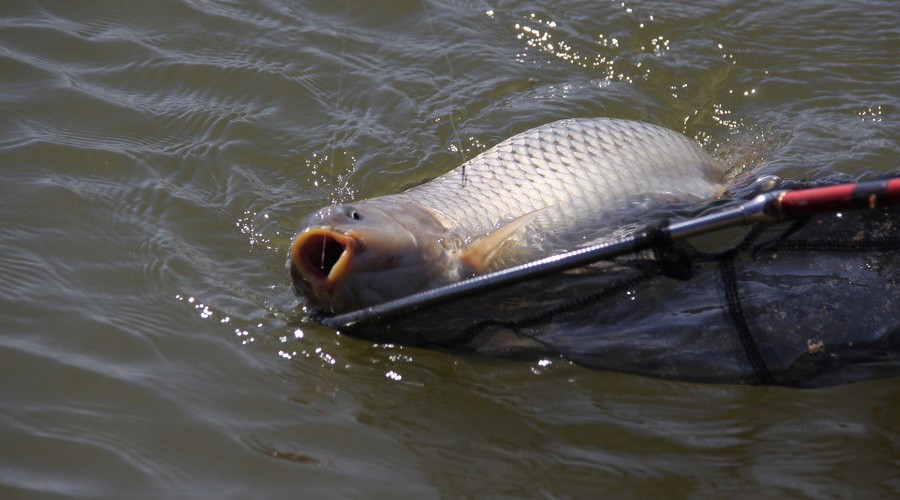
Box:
[1,0,898,497]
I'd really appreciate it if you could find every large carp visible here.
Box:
[290,118,725,313]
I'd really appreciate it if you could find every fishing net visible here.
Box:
[317,177,900,387]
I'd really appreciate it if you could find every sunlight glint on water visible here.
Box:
[0,0,896,497]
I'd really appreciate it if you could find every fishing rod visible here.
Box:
[322,176,900,330]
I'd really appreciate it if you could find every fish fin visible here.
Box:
[458,207,548,275]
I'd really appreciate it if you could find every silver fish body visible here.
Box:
[290,118,725,313]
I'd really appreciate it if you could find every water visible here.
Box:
[0,0,897,497]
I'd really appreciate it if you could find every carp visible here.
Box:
[289,118,724,313]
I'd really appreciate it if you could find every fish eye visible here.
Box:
[347,207,361,220]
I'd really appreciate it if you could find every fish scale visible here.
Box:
[391,117,723,238]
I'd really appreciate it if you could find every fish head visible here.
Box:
[288,200,450,313]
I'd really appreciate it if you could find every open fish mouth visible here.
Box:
[290,228,360,293]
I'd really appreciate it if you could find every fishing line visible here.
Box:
[331,0,350,197]
[322,0,352,271]
[419,0,468,186]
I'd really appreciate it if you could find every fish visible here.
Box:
[289,118,725,313]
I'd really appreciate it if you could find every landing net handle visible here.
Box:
[322,176,900,330]
[774,177,900,218]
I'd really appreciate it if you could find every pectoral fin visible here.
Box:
[458,208,547,275]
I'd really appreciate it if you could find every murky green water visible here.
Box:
[1,0,897,497]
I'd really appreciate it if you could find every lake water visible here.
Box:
[1,0,897,497]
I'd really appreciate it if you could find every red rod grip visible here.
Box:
[778,178,900,218]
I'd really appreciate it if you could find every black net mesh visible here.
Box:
[321,180,900,387]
